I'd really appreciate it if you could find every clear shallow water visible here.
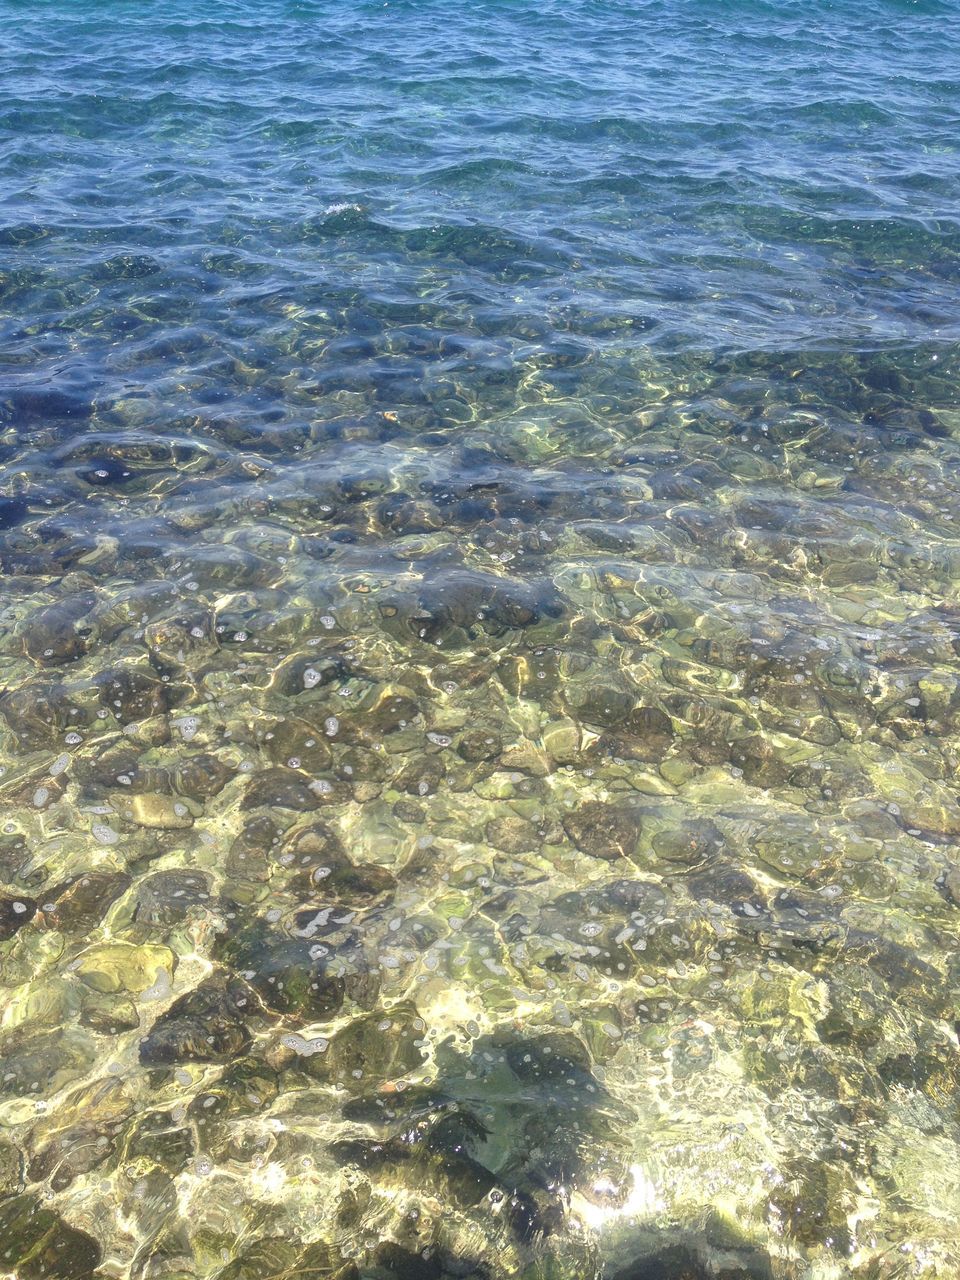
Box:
[1,2,960,1277]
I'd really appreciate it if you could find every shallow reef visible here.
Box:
[3,338,960,1280]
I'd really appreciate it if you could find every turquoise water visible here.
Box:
[1,3,960,1278]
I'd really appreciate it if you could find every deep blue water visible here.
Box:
[3,0,960,377]
[2,4,960,1279]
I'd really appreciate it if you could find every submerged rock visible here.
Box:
[457,727,503,762]
[213,1238,298,1280]
[0,1195,102,1280]
[270,651,350,696]
[0,494,27,529]
[362,690,421,735]
[75,941,175,994]
[134,870,214,924]
[144,613,218,671]
[0,894,36,940]
[562,801,640,860]
[0,1136,23,1197]
[651,820,725,868]
[39,871,130,933]
[767,1155,852,1253]
[217,921,346,1020]
[486,815,540,854]
[607,1243,770,1280]
[96,666,168,721]
[226,815,280,881]
[138,979,254,1065]
[305,1002,428,1091]
[0,683,81,751]
[125,792,194,829]
[20,593,96,666]
[262,715,333,772]
[324,862,397,904]
[242,766,319,811]
[121,1108,195,1175]
[571,684,636,728]
[0,1028,96,1100]
[174,752,233,798]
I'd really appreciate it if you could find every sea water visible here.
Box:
[1,2,960,1277]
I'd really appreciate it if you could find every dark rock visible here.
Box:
[78,991,140,1034]
[139,979,253,1065]
[242,767,318,812]
[571,685,635,728]
[79,455,134,485]
[225,816,280,882]
[562,802,639,860]
[0,683,81,751]
[942,867,960,906]
[687,863,764,914]
[39,872,130,933]
[21,593,95,666]
[173,753,232,799]
[0,1194,102,1280]
[485,816,539,854]
[262,715,333,772]
[325,863,396,905]
[72,743,142,790]
[330,1136,415,1174]
[846,931,946,1018]
[95,667,168,721]
[129,1224,194,1280]
[362,692,421,735]
[308,1002,428,1091]
[135,871,213,925]
[0,1135,23,1196]
[121,1110,194,1175]
[0,894,36,940]
[228,928,345,1020]
[0,833,41,887]
[0,1029,96,1100]
[729,735,790,789]
[334,745,387,784]
[622,704,674,743]
[297,1245,359,1280]
[6,768,68,810]
[177,546,275,591]
[767,1155,851,1253]
[457,729,503,763]
[144,613,218,671]
[395,757,445,797]
[372,1242,442,1280]
[214,1238,297,1280]
[216,1239,358,1280]
[0,495,28,529]
[281,821,351,881]
[497,648,561,698]
[503,1032,592,1085]
[393,799,426,823]
[270,652,349,696]
[652,820,725,868]
[27,1110,119,1192]
[186,1060,279,1128]
[402,570,565,648]
[610,1245,713,1280]
[586,878,668,915]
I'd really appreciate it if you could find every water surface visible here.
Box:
[2,2,960,1277]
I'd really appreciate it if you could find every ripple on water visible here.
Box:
[1,0,960,1278]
